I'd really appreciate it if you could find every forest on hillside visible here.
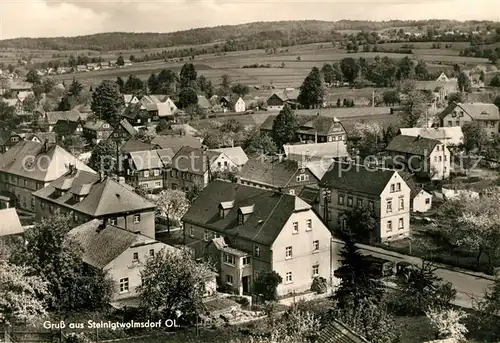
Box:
[0,19,495,51]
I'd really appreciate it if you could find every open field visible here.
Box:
[46,43,490,90]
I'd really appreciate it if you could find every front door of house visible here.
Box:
[242,276,250,294]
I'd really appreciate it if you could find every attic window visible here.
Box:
[219,200,235,219]
[238,205,254,224]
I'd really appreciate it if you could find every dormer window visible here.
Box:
[238,212,244,224]
[219,200,234,219]
[238,205,254,224]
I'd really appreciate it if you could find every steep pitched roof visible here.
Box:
[119,118,137,136]
[120,139,155,154]
[68,219,160,269]
[268,89,300,102]
[0,208,23,237]
[171,146,220,175]
[399,171,425,199]
[386,135,439,156]
[458,102,500,121]
[45,111,82,125]
[284,141,349,162]
[144,102,174,117]
[197,95,211,109]
[0,130,17,145]
[317,320,370,343]
[151,134,202,152]
[84,120,112,131]
[259,114,345,136]
[211,147,248,166]
[24,132,57,144]
[53,120,82,135]
[399,127,463,146]
[239,157,299,188]
[320,162,395,196]
[129,148,174,171]
[182,180,312,246]
[33,170,155,216]
[0,141,95,182]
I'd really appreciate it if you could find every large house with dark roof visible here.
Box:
[109,119,137,143]
[40,110,86,132]
[167,147,237,191]
[52,120,84,140]
[438,102,500,138]
[266,89,300,111]
[260,115,347,143]
[238,156,322,196]
[319,163,411,242]
[33,168,156,238]
[83,119,113,144]
[182,180,334,296]
[124,149,174,190]
[0,130,23,154]
[151,134,202,153]
[0,141,95,212]
[68,219,176,300]
[385,135,451,180]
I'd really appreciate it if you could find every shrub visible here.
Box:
[310,277,328,294]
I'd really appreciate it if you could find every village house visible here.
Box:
[68,219,176,300]
[124,149,174,190]
[266,89,300,111]
[399,127,463,147]
[414,79,458,103]
[23,132,57,146]
[120,138,156,154]
[238,156,323,196]
[40,110,87,132]
[436,72,450,82]
[260,115,348,143]
[143,103,175,122]
[319,162,411,242]
[17,91,35,103]
[3,80,33,97]
[123,94,139,107]
[0,130,23,154]
[400,172,433,213]
[438,102,500,138]
[210,147,249,168]
[0,141,94,212]
[33,168,156,238]
[167,146,237,191]
[122,104,151,128]
[2,98,24,115]
[83,119,114,144]
[109,119,138,143]
[150,134,202,153]
[385,135,451,180]
[220,96,246,113]
[52,120,84,141]
[0,208,23,237]
[182,180,334,296]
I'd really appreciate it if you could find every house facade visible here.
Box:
[439,102,500,138]
[167,147,236,191]
[0,130,23,154]
[33,169,156,238]
[386,135,451,180]
[109,119,137,143]
[83,120,114,144]
[266,89,300,111]
[182,180,334,296]
[319,163,411,242]
[124,149,174,190]
[0,141,95,213]
[69,219,176,300]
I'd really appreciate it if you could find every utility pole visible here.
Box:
[372,90,375,108]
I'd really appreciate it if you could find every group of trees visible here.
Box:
[1,215,113,325]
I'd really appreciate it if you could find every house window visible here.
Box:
[153,170,160,177]
[436,145,440,151]
[313,240,319,251]
[285,246,293,258]
[347,196,353,207]
[242,256,250,265]
[155,181,161,187]
[425,198,431,204]
[387,220,393,233]
[396,183,401,191]
[447,121,452,126]
[386,200,392,213]
[238,212,244,224]
[144,170,150,178]
[41,201,45,210]
[398,218,404,230]
[218,162,222,167]
[110,218,117,225]
[444,155,447,161]
[133,252,139,261]
[452,111,456,117]
[390,184,395,192]
[24,179,28,187]
[204,231,211,241]
[226,274,234,284]
[356,198,363,207]
[31,198,35,209]
[119,278,129,293]
[224,253,235,265]
[338,194,344,205]
[292,222,299,234]
[289,189,295,195]
[254,246,260,257]
[455,121,459,126]
[434,156,438,162]
[439,156,442,162]
[224,161,228,167]
[306,219,312,231]
[399,198,404,211]
[133,214,140,223]
[312,264,319,277]
[285,272,293,283]
[149,249,154,257]
[189,226,195,237]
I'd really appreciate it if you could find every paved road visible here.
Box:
[357,242,496,309]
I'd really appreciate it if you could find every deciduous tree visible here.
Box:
[340,58,359,83]
[271,104,298,149]
[179,63,197,88]
[156,189,190,233]
[231,83,250,97]
[462,121,488,152]
[426,308,468,341]
[88,139,117,174]
[399,81,429,128]
[254,270,283,301]
[298,67,325,109]
[245,132,278,156]
[25,69,41,84]
[178,87,198,109]
[458,72,472,92]
[91,80,125,125]
[138,248,214,321]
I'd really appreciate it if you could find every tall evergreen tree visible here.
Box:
[321,63,335,84]
[147,73,159,94]
[116,76,125,93]
[297,67,325,109]
[333,231,383,309]
[271,104,298,149]
[68,77,83,97]
[91,80,125,125]
[179,63,197,88]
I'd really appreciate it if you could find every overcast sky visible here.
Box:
[0,0,499,40]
